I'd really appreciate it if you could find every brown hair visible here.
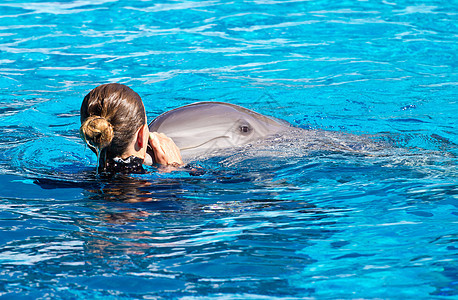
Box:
[80,83,146,169]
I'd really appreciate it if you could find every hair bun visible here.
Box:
[80,116,114,150]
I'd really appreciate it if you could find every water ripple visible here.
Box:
[0,0,117,15]
[0,0,457,298]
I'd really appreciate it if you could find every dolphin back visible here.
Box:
[148,102,290,158]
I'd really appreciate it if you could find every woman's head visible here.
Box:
[80,83,147,168]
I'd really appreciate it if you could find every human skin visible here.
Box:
[121,122,183,166]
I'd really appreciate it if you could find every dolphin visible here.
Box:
[147,101,290,160]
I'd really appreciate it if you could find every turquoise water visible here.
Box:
[0,0,457,298]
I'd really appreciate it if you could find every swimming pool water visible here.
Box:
[0,0,457,298]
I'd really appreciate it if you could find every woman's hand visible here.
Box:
[148,132,183,166]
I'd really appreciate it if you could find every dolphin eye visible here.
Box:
[239,124,252,135]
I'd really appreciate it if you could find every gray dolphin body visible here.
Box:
[148,102,290,159]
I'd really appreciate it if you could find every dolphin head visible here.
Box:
[148,102,290,158]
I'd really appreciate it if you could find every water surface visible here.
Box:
[0,0,457,298]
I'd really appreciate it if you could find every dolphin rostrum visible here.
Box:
[147,102,290,160]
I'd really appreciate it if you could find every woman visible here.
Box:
[80,83,182,174]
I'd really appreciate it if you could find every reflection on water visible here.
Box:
[12,159,338,296]
[0,140,456,297]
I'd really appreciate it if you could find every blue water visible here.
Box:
[0,0,457,298]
